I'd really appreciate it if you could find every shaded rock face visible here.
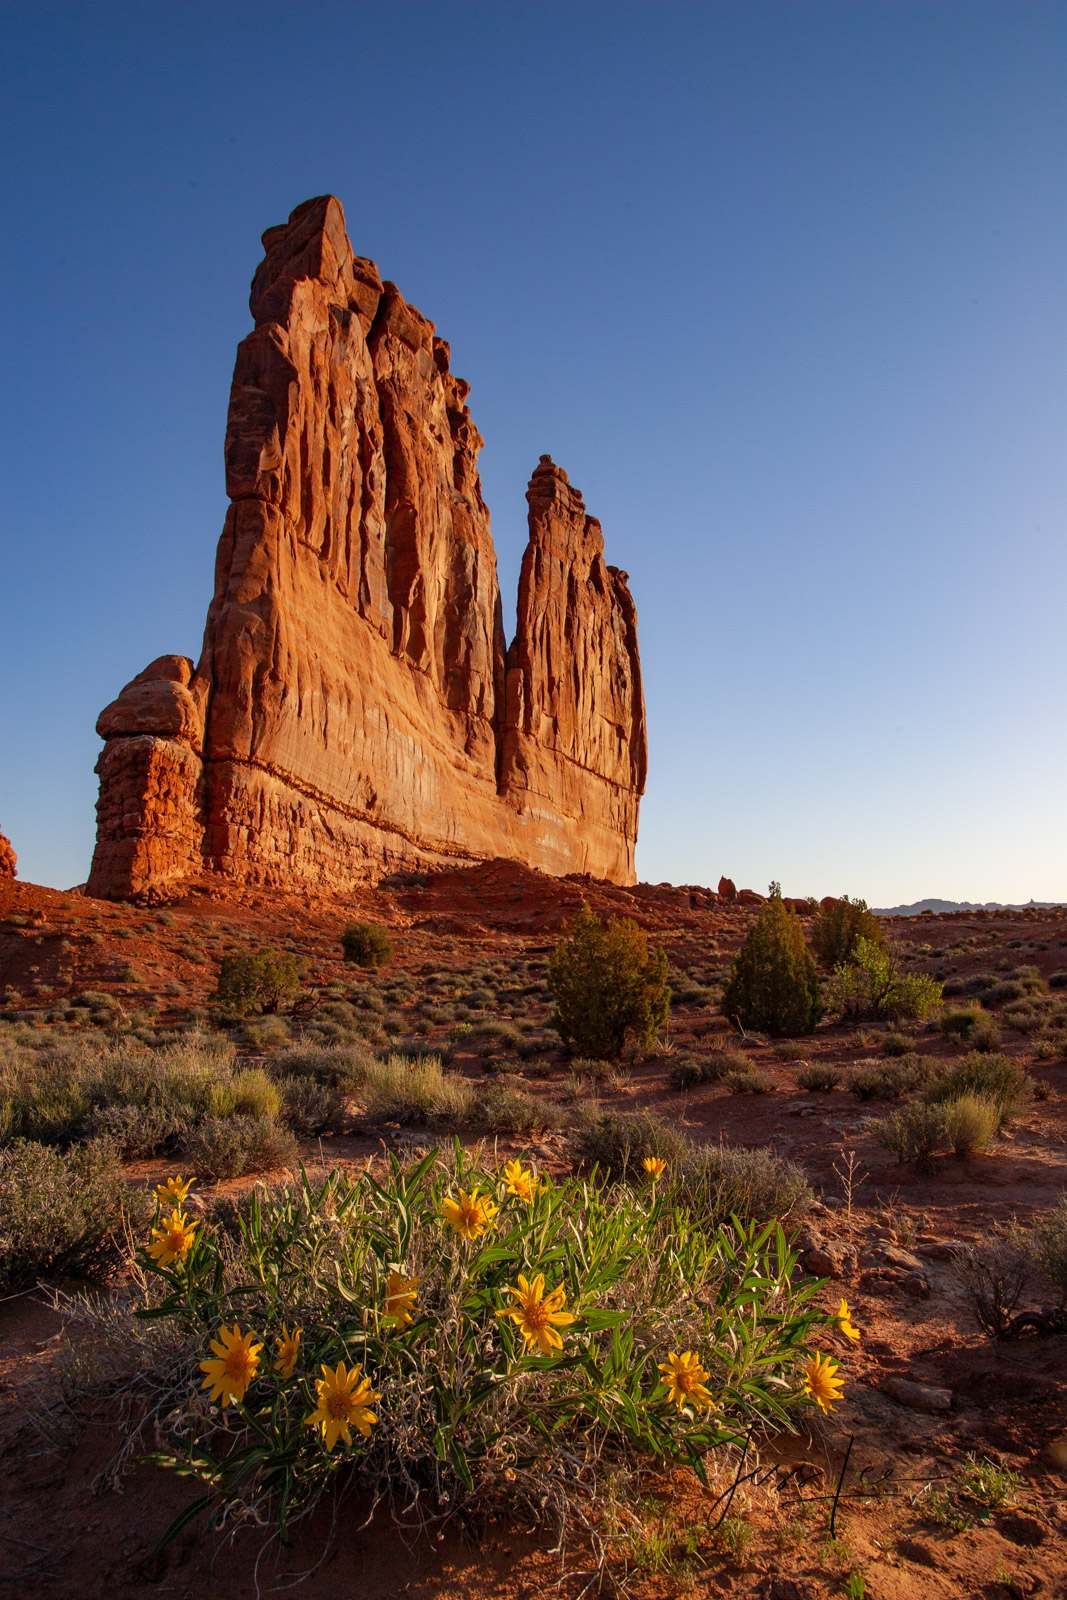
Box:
[88,196,646,901]
[0,829,16,879]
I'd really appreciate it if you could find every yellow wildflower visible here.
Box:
[199,1323,263,1406]
[802,1351,844,1414]
[273,1323,302,1378]
[657,1350,713,1412]
[503,1159,536,1203]
[835,1297,861,1345]
[306,1361,379,1450]
[498,1273,576,1355]
[643,1156,667,1178]
[439,1187,498,1241]
[153,1173,194,1207]
[147,1208,197,1267]
[382,1271,420,1331]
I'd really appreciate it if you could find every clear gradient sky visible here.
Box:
[1,1,1064,904]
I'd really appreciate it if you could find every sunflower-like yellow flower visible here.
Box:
[835,1297,861,1345]
[643,1156,667,1178]
[802,1351,844,1414]
[147,1208,197,1268]
[273,1323,302,1378]
[657,1350,714,1412]
[502,1159,536,1203]
[306,1361,380,1450]
[153,1173,194,1207]
[382,1271,420,1331]
[497,1273,577,1355]
[199,1323,263,1406]
[439,1187,499,1241]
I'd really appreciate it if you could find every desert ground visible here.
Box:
[1,862,1065,1599]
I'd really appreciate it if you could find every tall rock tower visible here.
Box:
[87,197,646,901]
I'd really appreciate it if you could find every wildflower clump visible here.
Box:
[131,1148,851,1547]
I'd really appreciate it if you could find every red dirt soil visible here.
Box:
[2,863,1066,1598]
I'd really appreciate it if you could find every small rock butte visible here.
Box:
[88,197,646,901]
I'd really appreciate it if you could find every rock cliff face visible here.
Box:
[87,196,645,901]
[0,829,16,879]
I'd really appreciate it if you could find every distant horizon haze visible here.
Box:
[1,2,1064,907]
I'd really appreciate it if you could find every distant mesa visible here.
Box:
[87,196,646,902]
[0,828,16,879]
[873,897,1064,916]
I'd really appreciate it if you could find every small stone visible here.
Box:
[882,1245,926,1273]
[1037,1436,1067,1476]
[918,1239,967,1261]
[882,1376,953,1412]
[903,1271,931,1298]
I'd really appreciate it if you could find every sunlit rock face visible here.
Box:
[87,196,646,901]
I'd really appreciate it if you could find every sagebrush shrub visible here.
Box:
[568,1107,688,1180]
[795,1063,840,1092]
[340,923,394,968]
[278,1076,350,1136]
[723,1066,774,1094]
[721,892,822,1038]
[867,1102,946,1165]
[678,1141,813,1228]
[924,1053,1033,1131]
[185,1115,298,1180]
[1020,1194,1067,1303]
[942,1094,1000,1157]
[668,1049,750,1091]
[549,903,669,1059]
[0,1138,143,1289]
[810,896,884,969]
[845,1055,932,1101]
[357,1054,478,1126]
[479,1084,564,1135]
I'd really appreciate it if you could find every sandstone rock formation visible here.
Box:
[88,196,646,901]
[0,829,16,879]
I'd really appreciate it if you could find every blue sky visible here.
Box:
[1,1,1064,903]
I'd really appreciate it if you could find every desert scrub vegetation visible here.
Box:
[810,895,884,969]
[721,888,821,1037]
[0,1032,303,1169]
[825,938,942,1023]
[0,1138,145,1289]
[340,921,394,967]
[795,1063,840,1091]
[87,1149,841,1547]
[354,1053,479,1126]
[568,1110,812,1227]
[548,902,669,1058]
[668,1048,750,1090]
[923,1052,1034,1131]
[940,1005,999,1051]
[212,947,305,1018]
[845,1055,933,1101]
